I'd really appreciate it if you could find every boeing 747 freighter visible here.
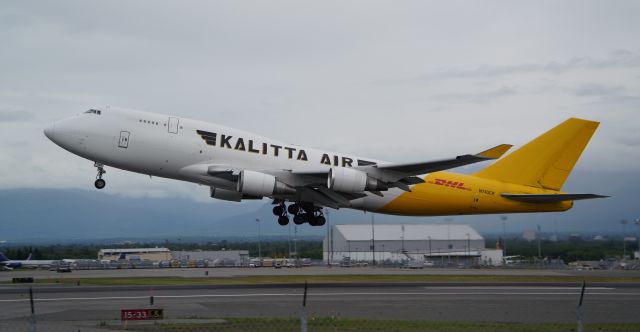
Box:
[44,107,606,226]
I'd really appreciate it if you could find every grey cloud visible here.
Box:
[616,135,640,147]
[430,86,516,104]
[572,83,626,97]
[0,110,33,122]
[382,50,640,85]
[570,83,640,107]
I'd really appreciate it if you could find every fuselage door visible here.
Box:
[168,117,179,134]
[471,193,480,210]
[118,131,130,148]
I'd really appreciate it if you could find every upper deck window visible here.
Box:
[84,109,102,115]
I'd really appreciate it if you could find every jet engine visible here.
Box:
[237,170,296,197]
[328,168,385,192]
[210,187,243,202]
[210,186,263,202]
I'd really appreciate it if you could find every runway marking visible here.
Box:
[422,287,614,290]
[1,291,639,303]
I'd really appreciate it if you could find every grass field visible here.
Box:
[25,274,640,286]
[114,317,640,332]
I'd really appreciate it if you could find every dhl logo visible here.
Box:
[431,178,472,191]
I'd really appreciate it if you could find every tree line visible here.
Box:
[1,238,635,262]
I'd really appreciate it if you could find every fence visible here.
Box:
[2,282,640,332]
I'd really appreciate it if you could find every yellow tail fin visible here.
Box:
[474,118,599,190]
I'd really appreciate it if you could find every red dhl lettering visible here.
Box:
[431,178,471,191]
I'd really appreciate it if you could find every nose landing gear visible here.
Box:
[94,162,106,189]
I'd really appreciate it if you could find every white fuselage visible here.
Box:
[44,107,401,211]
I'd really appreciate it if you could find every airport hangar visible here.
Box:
[323,224,503,266]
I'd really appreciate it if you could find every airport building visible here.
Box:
[171,250,250,267]
[323,224,503,266]
[97,247,171,261]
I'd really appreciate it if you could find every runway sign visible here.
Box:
[121,309,163,321]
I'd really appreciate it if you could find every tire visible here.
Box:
[272,205,284,216]
[94,179,106,189]
[315,216,326,226]
[293,214,306,225]
[278,216,289,226]
[287,204,300,215]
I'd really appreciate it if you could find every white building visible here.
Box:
[323,224,503,266]
[171,250,250,267]
[98,247,171,261]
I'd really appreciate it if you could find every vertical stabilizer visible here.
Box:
[474,118,599,190]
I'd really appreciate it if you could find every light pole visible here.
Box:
[401,224,405,253]
[635,219,640,259]
[537,225,542,259]
[288,221,292,259]
[371,214,376,266]
[326,210,330,266]
[294,225,298,262]
[501,215,508,256]
[256,218,262,263]
[621,219,628,259]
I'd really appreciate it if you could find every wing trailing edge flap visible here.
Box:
[300,187,366,209]
[298,187,341,209]
[501,193,609,203]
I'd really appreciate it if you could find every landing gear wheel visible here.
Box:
[278,215,289,226]
[94,178,106,189]
[293,214,306,225]
[315,216,326,226]
[287,204,300,215]
[272,205,285,216]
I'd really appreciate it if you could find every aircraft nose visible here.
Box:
[44,122,57,141]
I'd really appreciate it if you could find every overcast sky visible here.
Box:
[1,1,639,202]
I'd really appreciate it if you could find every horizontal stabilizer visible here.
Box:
[501,193,609,203]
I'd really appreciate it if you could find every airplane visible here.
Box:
[44,107,607,226]
[0,253,58,269]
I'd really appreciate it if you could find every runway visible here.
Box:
[1,282,639,325]
[3,266,640,281]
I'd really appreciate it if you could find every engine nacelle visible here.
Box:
[210,187,263,202]
[328,168,385,193]
[237,170,296,197]
[210,187,243,202]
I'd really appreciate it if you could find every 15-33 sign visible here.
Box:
[121,309,164,321]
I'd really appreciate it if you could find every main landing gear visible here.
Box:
[94,162,106,189]
[272,202,326,227]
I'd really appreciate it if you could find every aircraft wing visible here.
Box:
[197,144,512,207]
[286,144,512,205]
[365,144,513,183]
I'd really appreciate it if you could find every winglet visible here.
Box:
[476,144,513,159]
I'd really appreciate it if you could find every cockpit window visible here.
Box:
[84,109,102,115]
